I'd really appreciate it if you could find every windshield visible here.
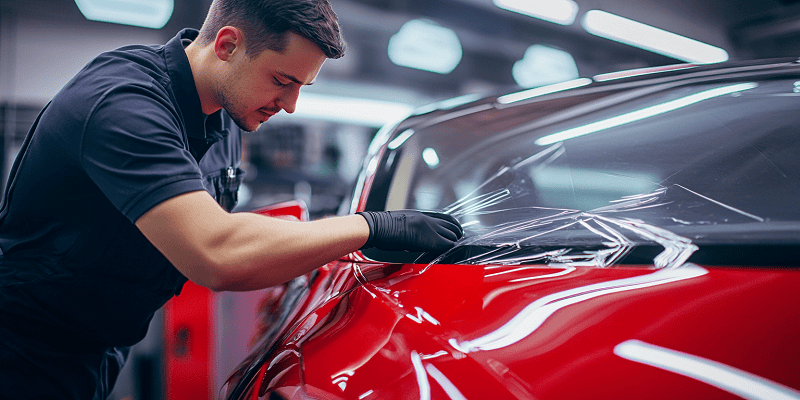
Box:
[361,77,800,267]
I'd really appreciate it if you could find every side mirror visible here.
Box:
[251,200,309,222]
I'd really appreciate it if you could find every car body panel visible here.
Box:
[255,261,800,399]
[224,59,800,399]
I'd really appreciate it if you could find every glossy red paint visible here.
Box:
[254,260,800,399]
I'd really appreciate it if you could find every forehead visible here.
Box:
[251,32,327,85]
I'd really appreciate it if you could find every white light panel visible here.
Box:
[388,19,463,74]
[74,0,174,29]
[581,10,729,64]
[291,93,413,128]
[493,0,579,25]
[512,45,580,88]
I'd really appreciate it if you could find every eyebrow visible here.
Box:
[278,71,315,86]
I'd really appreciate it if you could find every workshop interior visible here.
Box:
[1,0,799,399]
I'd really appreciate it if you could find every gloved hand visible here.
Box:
[357,210,464,252]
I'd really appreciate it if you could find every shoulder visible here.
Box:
[53,44,181,132]
[54,44,174,115]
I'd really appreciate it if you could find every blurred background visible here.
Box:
[1,0,799,399]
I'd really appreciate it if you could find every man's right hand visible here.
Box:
[357,210,464,253]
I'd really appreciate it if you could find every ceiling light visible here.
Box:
[493,0,579,25]
[388,19,463,74]
[288,93,413,128]
[512,45,580,88]
[74,0,173,29]
[581,10,729,64]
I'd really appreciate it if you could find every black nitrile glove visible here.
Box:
[357,210,464,252]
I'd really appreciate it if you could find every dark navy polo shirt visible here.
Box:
[0,29,241,350]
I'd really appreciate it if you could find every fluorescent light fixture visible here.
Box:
[512,45,580,88]
[74,0,173,29]
[498,78,592,104]
[422,148,440,168]
[388,19,463,74]
[493,0,579,25]
[615,340,800,400]
[582,10,728,64]
[535,82,757,146]
[291,93,413,128]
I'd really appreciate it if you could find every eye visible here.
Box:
[273,77,289,87]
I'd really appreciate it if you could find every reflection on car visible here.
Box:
[224,58,800,400]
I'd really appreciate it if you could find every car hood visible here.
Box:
[258,261,800,399]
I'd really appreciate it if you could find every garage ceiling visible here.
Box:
[2,0,800,105]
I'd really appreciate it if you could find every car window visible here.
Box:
[362,78,800,267]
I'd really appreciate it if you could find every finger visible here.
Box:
[422,211,459,225]
[433,219,464,239]
[432,223,459,242]
[421,212,463,235]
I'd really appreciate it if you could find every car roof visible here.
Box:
[412,56,800,120]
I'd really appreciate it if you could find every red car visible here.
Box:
[223,58,800,399]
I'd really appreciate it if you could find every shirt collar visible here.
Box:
[164,28,226,141]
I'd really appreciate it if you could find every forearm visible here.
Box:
[137,191,370,292]
[206,213,369,291]
[137,191,462,292]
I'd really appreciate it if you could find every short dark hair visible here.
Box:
[198,0,345,59]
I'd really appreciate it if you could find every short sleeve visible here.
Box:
[81,86,207,222]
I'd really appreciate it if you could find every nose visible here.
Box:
[277,86,301,114]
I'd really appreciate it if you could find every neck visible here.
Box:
[184,41,223,115]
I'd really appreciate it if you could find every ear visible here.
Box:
[214,26,244,61]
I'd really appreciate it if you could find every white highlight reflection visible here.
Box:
[411,351,431,400]
[615,340,800,400]
[423,148,440,168]
[450,265,707,353]
[498,78,592,104]
[388,129,415,149]
[426,364,468,400]
[535,83,757,146]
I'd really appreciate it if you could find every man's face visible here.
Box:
[215,32,326,132]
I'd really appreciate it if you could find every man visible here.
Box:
[0,0,463,398]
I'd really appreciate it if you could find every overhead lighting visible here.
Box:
[74,0,173,29]
[498,78,592,104]
[512,45,581,88]
[581,10,728,64]
[493,0,579,25]
[535,83,757,146]
[289,93,413,128]
[388,19,463,74]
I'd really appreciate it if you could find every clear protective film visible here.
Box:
[420,142,769,270]
[361,79,800,270]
